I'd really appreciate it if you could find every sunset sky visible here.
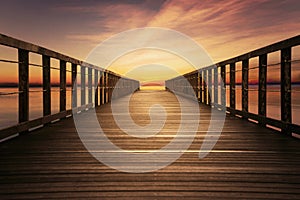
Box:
[0,0,300,84]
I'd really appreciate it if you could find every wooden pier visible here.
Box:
[0,34,300,199]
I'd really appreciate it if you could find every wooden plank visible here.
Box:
[281,47,292,134]
[60,60,66,112]
[42,55,51,116]
[258,54,267,126]
[0,90,300,199]
[18,49,29,124]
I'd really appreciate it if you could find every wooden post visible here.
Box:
[113,76,117,99]
[194,73,197,96]
[221,65,226,110]
[281,47,292,134]
[107,73,111,102]
[18,49,29,124]
[242,59,249,118]
[42,55,51,116]
[60,60,66,112]
[258,54,267,126]
[71,63,77,108]
[197,72,200,100]
[99,71,103,105]
[113,75,117,99]
[214,67,218,106]
[190,75,193,96]
[103,72,107,103]
[81,66,86,106]
[208,69,212,105]
[230,63,236,112]
[203,70,207,104]
[88,68,92,106]
[94,69,98,107]
[199,71,202,103]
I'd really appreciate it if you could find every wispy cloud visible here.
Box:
[62,0,300,65]
[146,0,300,62]
[1,0,299,81]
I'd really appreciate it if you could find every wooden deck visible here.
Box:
[0,90,300,199]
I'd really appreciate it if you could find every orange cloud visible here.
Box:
[1,0,300,84]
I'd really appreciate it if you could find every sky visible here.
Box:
[0,0,300,84]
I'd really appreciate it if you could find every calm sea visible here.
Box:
[0,85,300,130]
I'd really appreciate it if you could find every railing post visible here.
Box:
[230,63,236,113]
[18,49,29,124]
[71,63,77,109]
[197,72,199,100]
[195,73,198,97]
[281,47,292,134]
[214,67,218,107]
[203,70,207,104]
[113,76,117,99]
[104,71,107,103]
[242,59,249,118]
[221,65,226,110]
[208,69,212,105]
[199,71,202,103]
[42,55,51,116]
[114,76,118,99]
[258,54,267,126]
[81,66,86,107]
[88,68,92,107]
[108,73,111,102]
[99,71,103,105]
[60,60,66,112]
[94,69,99,107]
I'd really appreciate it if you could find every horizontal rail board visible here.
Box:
[0,33,137,78]
[0,110,72,140]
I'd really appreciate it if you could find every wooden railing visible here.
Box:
[0,34,139,140]
[166,35,300,136]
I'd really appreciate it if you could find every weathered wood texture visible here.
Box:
[60,60,67,112]
[18,49,29,123]
[0,90,299,199]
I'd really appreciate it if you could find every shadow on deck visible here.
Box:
[0,90,300,199]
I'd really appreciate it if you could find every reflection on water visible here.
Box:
[224,85,300,123]
[0,87,73,129]
[0,85,300,129]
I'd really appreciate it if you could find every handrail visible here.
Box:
[0,33,139,140]
[166,35,300,136]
